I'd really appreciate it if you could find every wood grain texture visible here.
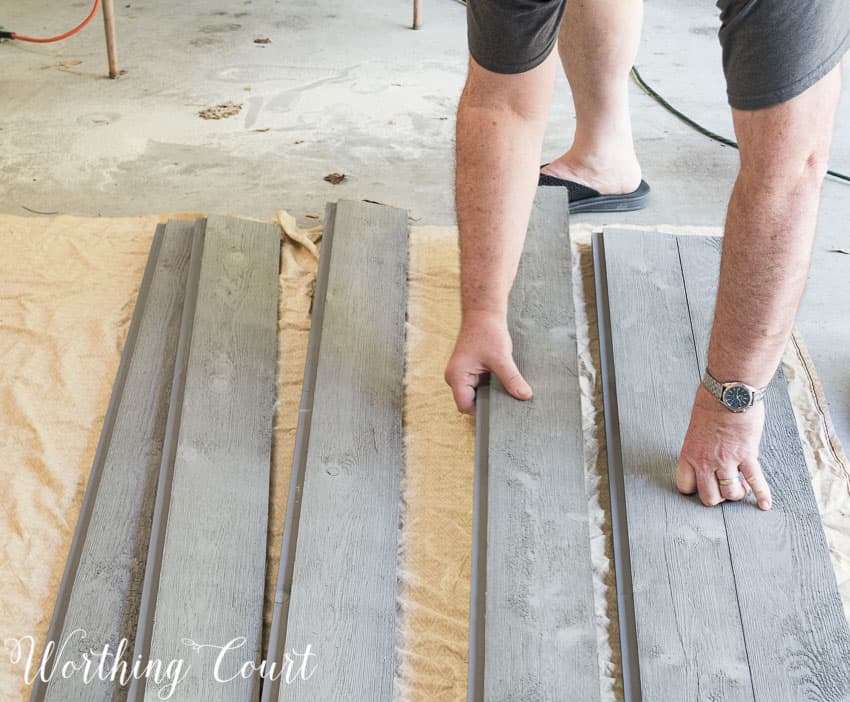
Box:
[142,215,280,702]
[676,234,850,700]
[601,230,752,701]
[278,200,408,702]
[483,188,599,702]
[127,219,206,702]
[260,203,338,702]
[36,221,194,702]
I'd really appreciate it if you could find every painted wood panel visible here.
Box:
[600,230,753,701]
[127,219,206,702]
[260,203,337,702]
[33,221,194,702]
[677,234,850,700]
[481,187,600,701]
[277,200,408,701]
[140,215,280,702]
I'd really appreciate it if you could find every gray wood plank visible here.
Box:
[676,234,850,700]
[600,230,753,700]
[592,232,641,702]
[481,187,600,702]
[141,215,280,702]
[33,221,194,702]
[468,378,489,702]
[260,202,337,702]
[278,199,408,702]
[127,219,206,702]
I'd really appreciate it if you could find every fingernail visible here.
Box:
[758,499,771,510]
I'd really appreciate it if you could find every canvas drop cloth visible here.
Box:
[0,214,847,702]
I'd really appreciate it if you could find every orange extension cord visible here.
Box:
[8,0,101,43]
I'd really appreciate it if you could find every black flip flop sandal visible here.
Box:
[538,164,651,214]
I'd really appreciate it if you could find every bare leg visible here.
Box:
[541,0,643,194]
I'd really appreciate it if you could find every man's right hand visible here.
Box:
[444,311,533,415]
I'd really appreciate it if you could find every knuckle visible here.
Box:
[700,494,721,507]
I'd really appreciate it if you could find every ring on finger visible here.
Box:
[717,475,744,487]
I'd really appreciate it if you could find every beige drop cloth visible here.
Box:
[0,215,848,702]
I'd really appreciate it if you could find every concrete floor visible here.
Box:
[2,0,849,446]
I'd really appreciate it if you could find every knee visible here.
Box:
[459,54,554,122]
[735,68,841,193]
[739,142,831,194]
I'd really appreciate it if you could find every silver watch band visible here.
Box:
[702,369,767,410]
[702,370,724,401]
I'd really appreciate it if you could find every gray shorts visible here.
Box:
[467,0,850,110]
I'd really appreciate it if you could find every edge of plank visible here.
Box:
[467,378,490,702]
[29,225,167,702]
[125,219,206,702]
[592,230,642,702]
[259,202,338,702]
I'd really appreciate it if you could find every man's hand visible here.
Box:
[676,385,772,510]
[444,311,533,414]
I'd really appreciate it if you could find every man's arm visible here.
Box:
[676,66,842,509]
[445,53,559,412]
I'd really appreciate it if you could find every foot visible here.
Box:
[541,150,642,196]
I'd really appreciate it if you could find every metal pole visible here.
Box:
[102,0,119,78]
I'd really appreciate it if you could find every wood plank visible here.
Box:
[676,235,850,700]
[127,219,206,702]
[260,203,337,702]
[278,199,408,701]
[139,215,280,702]
[598,230,752,700]
[32,221,194,702]
[481,187,599,701]
[468,379,489,702]
[592,232,641,702]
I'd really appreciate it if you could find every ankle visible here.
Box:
[544,150,642,194]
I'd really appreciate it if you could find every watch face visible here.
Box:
[723,384,752,410]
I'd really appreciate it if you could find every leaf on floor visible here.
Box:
[44,60,82,70]
[198,102,242,120]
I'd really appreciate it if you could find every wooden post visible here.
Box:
[102,0,119,78]
[413,0,421,29]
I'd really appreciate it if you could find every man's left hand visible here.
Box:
[675,385,773,510]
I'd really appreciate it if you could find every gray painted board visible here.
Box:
[34,221,194,702]
[260,202,338,702]
[127,219,206,702]
[592,232,641,702]
[600,230,753,700]
[141,215,280,702]
[676,235,850,700]
[482,187,600,701]
[468,379,489,702]
[278,199,408,701]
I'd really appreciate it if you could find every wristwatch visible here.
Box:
[701,369,767,413]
